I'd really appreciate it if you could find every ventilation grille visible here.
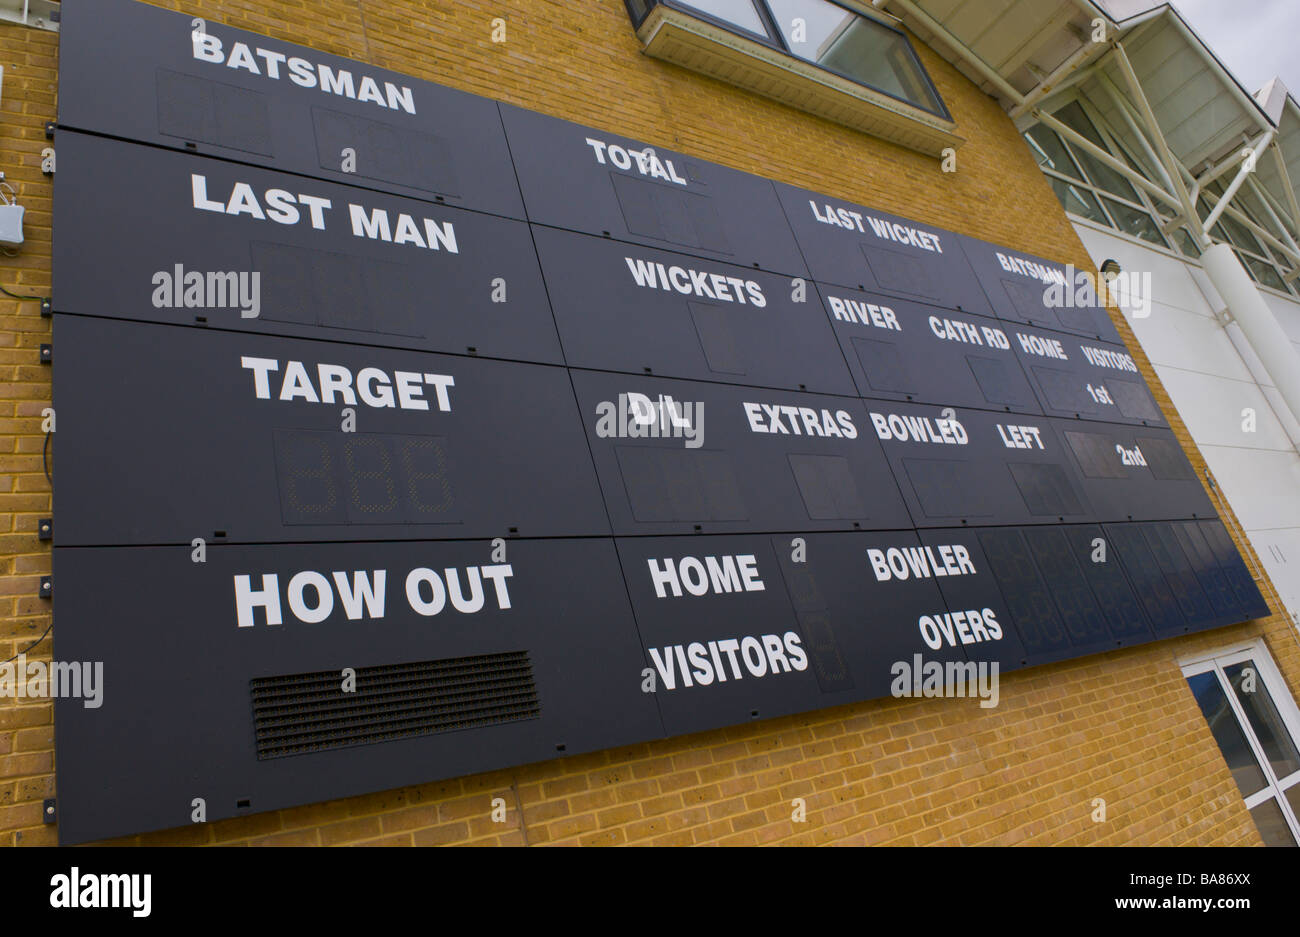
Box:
[251,651,540,760]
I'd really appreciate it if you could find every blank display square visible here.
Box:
[615,446,747,522]
[903,458,991,518]
[1008,462,1085,516]
[1110,379,1161,421]
[156,68,272,155]
[1065,430,1128,479]
[612,173,730,253]
[967,355,1027,406]
[862,245,940,300]
[788,453,866,520]
[689,302,745,375]
[313,106,459,195]
[852,337,911,393]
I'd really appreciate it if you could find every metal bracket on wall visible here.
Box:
[39,576,51,599]
[37,518,51,541]
[39,343,50,363]
[39,297,50,317]
[42,799,55,824]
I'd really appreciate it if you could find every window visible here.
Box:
[1045,176,1108,225]
[1023,102,1173,255]
[677,0,770,36]
[1025,124,1084,181]
[1052,102,1141,202]
[1201,179,1299,293]
[1182,645,1300,846]
[1024,99,1300,294]
[1170,226,1203,259]
[765,0,945,115]
[627,0,949,119]
[1100,196,1167,247]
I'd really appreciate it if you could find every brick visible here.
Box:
[318,816,382,845]
[411,822,471,846]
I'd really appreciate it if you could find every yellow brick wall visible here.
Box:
[1,0,1296,846]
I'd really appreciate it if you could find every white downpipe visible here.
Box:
[1201,243,1300,435]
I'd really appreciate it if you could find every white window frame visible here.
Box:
[1179,639,1300,843]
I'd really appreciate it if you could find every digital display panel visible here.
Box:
[533,226,855,394]
[570,370,913,536]
[52,131,563,365]
[501,103,807,275]
[49,0,1269,845]
[866,404,1094,527]
[774,181,994,315]
[958,233,1123,342]
[54,316,609,544]
[53,538,662,844]
[58,0,526,216]
[1009,323,1165,427]
[818,284,1041,413]
[1060,424,1215,522]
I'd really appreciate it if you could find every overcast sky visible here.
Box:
[1171,0,1300,96]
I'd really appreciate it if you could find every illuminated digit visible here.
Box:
[344,436,397,515]
[282,434,337,516]
[783,563,824,611]
[801,612,848,684]
[399,437,453,516]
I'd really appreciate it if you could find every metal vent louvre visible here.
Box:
[250,651,540,759]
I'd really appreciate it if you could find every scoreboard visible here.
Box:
[49,0,1269,844]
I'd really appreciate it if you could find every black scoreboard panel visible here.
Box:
[616,534,829,735]
[499,104,807,275]
[616,531,970,736]
[818,284,1042,414]
[765,531,973,694]
[959,234,1123,343]
[1102,521,1268,637]
[1010,324,1166,427]
[773,182,993,316]
[533,226,856,395]
[1059,423,1215,522]
[52,538,663,844]
[50,0,1272,845]
[968,526,1134,668]
[1196,520,1273,622]
[53,132,563,365]
[54,316,609,544]
[911,528,1031,670]
[58,0,525,218]
[570,371,913,536]
[867,404,1095,528]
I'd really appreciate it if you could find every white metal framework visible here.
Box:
[872,1,1300,276]
[872,0,1300,439]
